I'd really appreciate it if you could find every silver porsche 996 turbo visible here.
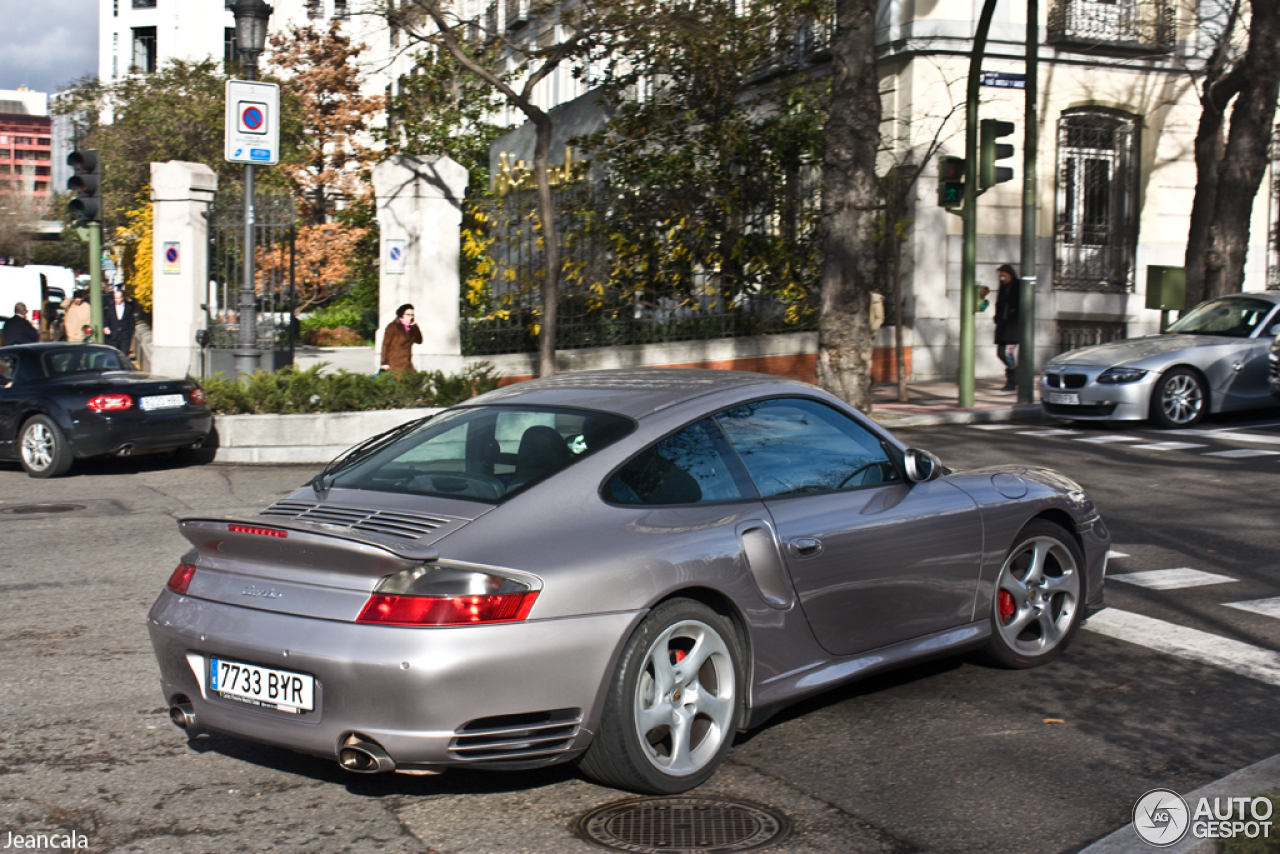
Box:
[148,369,1109,794]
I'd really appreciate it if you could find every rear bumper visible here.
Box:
[70,408,212,457]
[147,589,639,768]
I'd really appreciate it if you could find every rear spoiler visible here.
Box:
[178,516,441,566]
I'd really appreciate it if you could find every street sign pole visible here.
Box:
[959,0,1001,408]
[88,222,103,344]
[1017,0,1040,404]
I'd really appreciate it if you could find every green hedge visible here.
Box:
[203,363,500,415]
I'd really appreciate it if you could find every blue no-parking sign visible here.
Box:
[225,80,280,165]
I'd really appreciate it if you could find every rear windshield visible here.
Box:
[328,405,635,503]
[43,348,134,377]
[1166,297,1277,338]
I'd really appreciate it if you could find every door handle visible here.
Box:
[788,537,823,558]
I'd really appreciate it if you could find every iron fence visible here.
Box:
[1056,319,1127,355]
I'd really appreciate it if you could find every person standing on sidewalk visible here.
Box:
[380,303,422,374]
[63,290,91,342]
[994,264,1020,391]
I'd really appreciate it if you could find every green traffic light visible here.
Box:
[979,120,1015,190]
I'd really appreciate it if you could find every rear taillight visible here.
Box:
[88,393,133,412]
[356,564,540,626]
[189,387,207,405]
[167,562,197,594]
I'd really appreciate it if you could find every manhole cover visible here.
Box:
[577,796,790,854]
[0,504,86,515]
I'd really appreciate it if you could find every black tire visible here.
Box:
[984,520,1085,669]
[578,599,744,794]
[1149,367,1206,429]
[19,415,74,478]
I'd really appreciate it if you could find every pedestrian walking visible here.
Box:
[63,290,91,342]
[994,264,1020,391]
[380,303,422,374]
[2,302,39,345]
[103,289,137,357]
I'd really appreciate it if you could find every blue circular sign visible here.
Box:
[389,246,402,261]
[165,246,179,263]
[242,106,264,130]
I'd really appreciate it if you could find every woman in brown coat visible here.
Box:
[380,304,422,373]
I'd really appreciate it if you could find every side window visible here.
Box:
[606,419,748,506]
[715,398,900,497]
[0,355,15,387]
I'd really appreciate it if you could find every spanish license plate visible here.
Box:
[140,394,185,411]
[1047,392,1080,405]
[210,657,315,712]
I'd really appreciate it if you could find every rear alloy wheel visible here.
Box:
[985,521,1084,669]
[1150,367,1205,429]
[579,599,743,794]
[19,415,73,478]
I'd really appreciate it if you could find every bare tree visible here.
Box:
[817,0,882,409]
[1185,0,1280,303]
[385,1,599,377]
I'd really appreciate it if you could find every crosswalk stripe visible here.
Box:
[1224,597,1280,620]
[1109,568,1239,590]
[970,424,1019,430]
[1205,432,1280,446]
[1017,429,1080,436]
[1202,448,1280,458]
[1074,435,1144,444]
[1131,441,1207,451]
[1084,609,1280,688]
[1106,550,1130,559]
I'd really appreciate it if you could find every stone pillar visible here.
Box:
[150,161,217,379]
[372,155,468,373]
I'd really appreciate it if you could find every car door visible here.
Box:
[0,353,23,454]
[713,397,984,657]
[1218,305,1280,410]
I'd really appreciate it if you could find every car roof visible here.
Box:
[1218,291,1280,304]
[464,368,815,419]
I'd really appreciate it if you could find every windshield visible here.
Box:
[328,405,635,503]
[1166,297,1277,338]
[42,348,134,377]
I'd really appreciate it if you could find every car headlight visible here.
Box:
[1097,367,1148,384]
[356,564,540,626]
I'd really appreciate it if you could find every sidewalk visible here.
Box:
[870,376,1048,428]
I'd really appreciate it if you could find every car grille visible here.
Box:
[1044,402,1116,417]
[448,709,583,763]
[1044,372,1089,389]
[259,500,457,540]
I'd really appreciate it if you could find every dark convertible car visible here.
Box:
[0,343,212,477]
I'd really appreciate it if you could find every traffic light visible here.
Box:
[67,150,101,224]
[937,156,965,208]
[979,120,1015,190]
[976,285,990,312]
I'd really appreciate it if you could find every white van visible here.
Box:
[0,266,44,324]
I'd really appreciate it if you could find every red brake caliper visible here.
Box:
[998,590,1015,621]
[670,649,687,664]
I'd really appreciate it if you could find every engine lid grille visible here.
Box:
[260,500,462,541]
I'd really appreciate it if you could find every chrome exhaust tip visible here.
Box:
[169,702,197,730]
[338,738,395,774]
[116,444,134,457]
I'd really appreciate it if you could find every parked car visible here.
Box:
[1270,332,1280,401]
[0,343,212,478]
[148,369,1108,794]
[1040,291,1280,428]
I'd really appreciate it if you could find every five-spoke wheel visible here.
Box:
[19,415,73,478]
[1150,367,1205,429]
[579,599,742,793]
[986,521,1084,668]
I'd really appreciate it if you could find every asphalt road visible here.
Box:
[1,412,1278,854]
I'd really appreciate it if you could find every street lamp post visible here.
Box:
[230,0,273,380]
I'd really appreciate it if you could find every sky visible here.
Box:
[0,0,98,97]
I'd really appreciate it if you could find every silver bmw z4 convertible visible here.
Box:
[148,369,1109,794]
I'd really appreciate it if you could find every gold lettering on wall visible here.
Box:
[494,147,589,196]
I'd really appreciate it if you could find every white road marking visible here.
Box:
[1224,597,1280,620]
[1017,429,1080,436]
[1209,432,1280,446]
[1109,568,1239,590]
[1202,448,1280,458]
[970,424,1019,430]
[1106,550,1130,559]
[1084,609,1280,688]
[1131,441,1207,451]
[1074,434,1144,444]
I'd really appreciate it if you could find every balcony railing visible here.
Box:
[1048,0,1175,53]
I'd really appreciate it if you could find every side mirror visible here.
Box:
[904,448,943,483]
[1269,323,1280,338]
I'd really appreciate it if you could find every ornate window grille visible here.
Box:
[1054,110,1139,292]
[1047,0,1175,52]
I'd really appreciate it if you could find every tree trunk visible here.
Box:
[817,0,881,410]
[1203,1,1280,299]
[532,112,560,378]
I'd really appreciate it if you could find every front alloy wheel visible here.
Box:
[579,599,742,794]
[1151,368,1205,429]
[986,521,1084,668]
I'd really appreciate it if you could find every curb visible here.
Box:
[870,402,1048,428]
